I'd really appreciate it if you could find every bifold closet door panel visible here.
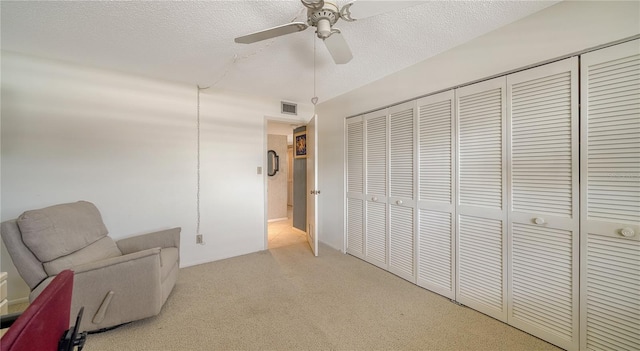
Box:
[365,110,389,269]
[580,39,640,351]
[388,101,417,282]
[416,90,456,299]
[507,57,579,351]
[347,198,364,257]
[456,77,508,322]
[346,117,365,258]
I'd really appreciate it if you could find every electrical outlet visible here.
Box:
[196,234,203,244]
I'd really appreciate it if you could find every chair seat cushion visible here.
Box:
[17,201,109,262]
[43,236,122,276]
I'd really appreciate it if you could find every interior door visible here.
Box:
[456,77,508,322]
[507,57,579,351]
[416,89,456,299]
[346,116,365,259]
[388,101,417,282]
[580,39,640,351]
[365,109,389,269]
[307,114,319,256]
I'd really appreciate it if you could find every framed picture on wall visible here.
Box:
[294,131,307,159]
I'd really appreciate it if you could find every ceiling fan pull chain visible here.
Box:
[196,85,202,237]
[312,33,319,106]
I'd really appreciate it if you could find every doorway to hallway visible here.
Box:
[265,120,308,250]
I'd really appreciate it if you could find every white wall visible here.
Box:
[316,1,640,251]
[0,52,312,301]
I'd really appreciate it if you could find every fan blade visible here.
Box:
[324,30,353,64]
[341,1,427,21]
[235,22,308,44]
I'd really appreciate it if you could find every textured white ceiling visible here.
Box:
[1,1,559,105]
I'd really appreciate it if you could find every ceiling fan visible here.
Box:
[234,0,424,65]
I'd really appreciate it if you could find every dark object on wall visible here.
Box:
[293,126,307,231]
[267,150,279,176]
[294,131,307,158]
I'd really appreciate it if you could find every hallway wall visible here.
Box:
[267,134,288,220]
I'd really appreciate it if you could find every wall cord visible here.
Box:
[196,85,210,242]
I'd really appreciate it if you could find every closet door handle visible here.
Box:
[371,196,378,202]
[396,200,403,205]
[534,217,545,225]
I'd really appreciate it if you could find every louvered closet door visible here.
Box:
[507,57,579,351]
[456,77,508,321]
[388,101,417,282]
[416,90,456,299]
[580,40,640,351]
[346,116,365,258]
[365,110,389,269]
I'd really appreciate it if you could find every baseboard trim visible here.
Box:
[9,297,29,306]
[267,217,288,223]
[291,227,307,235]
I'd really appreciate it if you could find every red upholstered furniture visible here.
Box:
[1,270,73,351]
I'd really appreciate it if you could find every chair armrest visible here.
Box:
[116,227,180,255]
[73,248,161,274]
[30,248,162,302]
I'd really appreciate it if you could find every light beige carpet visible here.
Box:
[84,239,561,351]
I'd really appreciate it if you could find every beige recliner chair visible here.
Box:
[1,201,180,332]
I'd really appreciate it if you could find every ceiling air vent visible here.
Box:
[281,101,297,115]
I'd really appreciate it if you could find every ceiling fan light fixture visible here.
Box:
[307,0,339,40]
[316,18,332,39]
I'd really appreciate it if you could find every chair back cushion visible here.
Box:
[17,201,109,262]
